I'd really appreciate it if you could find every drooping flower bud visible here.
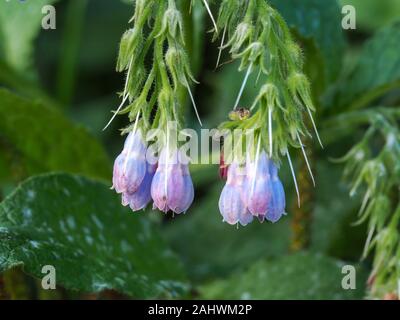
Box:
[219,162,253,226]
[122,163,156,211]
[228,22,253,54]
[151,148,194,214]
[266,161,286,223]
[159,8,185,44]
[112,131,147,194]
[246,151,272,220]
[236,42,265,71]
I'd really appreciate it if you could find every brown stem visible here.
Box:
[290,137,315,252]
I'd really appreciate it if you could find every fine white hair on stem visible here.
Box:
[202,0,218,33]
[358,189,371,217]
[255,68,262,86]
[123,111,141,172]
[296,132,315,187]
[215,25,226,70]
[268,107,273,158]
[103,57,133,131]
[186,81,203,127]
[306,107,324,149]
[233,64,252,110]
[250,135,261,196]
[363,224,375,258]
[286,150,301,208]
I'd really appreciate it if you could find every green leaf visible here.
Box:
[200,252,367,299]
[0,0,59,72]
[269,0,346,84]
[312,161,367,260]
[335,22,400,110]
[0,88,111,180]
[0,173,188,298]
[163,181,291,282]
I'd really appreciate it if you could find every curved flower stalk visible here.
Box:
[109,0,198,215]
[215,0,321,211]
[337,109,400,299]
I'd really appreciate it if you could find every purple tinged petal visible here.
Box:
[239,210,254,226]
[151,167,168,212]
[112,131,147,194]
[123,163,156,212]
[166,162,194,214]
[122,131,146,155]
[219,185,246,225]
[219,162,247,225]
[112,153,126,193]
[124,156,147,193]
[151,149,194,214]
[266,161,286,223]
[226,162,246,185]
[246,151,272,217]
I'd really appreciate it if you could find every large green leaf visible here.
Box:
[0,89,110,180]
[0,173,188,298]
[163,181,291,282]
[200,252,367,299]
[312,161,367,261]
[269,0,346,84]
[335,22,400,110]
[0,0,59,72]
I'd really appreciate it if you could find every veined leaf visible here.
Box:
[335,22,400,110]
[269,0,346,84]
[0,88,111,180]
[0,173,188,298]
[312,161,367,260]
[200,252,367,299]
[163,182,291,282]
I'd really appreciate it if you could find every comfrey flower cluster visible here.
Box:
[219,151,285,226]
[105,0,199,215]
[113,130,194,214]
[107,0,322,227]
[214,0,322,209]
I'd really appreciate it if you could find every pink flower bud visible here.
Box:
[218,162,251,225]
[122,163,156,211]
[112,131,147,194]
[266,161,286,223]
[246,151,273,219]
[151,149,194,214]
